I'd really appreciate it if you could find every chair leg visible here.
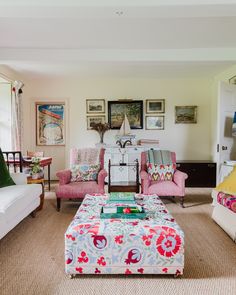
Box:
[57,198,61,211]
[30,209,37,218]
[180,196,185,208]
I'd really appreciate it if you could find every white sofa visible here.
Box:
[212,190,236,242]
[0,173,42,239]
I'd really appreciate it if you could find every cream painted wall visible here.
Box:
[22,77,213,179]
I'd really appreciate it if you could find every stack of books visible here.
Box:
[137,139,159,147]
[103,193,135,213]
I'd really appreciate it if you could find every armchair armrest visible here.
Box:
[97,169,107,187]
[140,170,151,193]
[56,169,71,185]
[10,173,27,185]
[173,170,188,187]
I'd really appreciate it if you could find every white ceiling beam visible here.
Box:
[1,48,236,62]
[1,2,236,18]
[1,0,236,7]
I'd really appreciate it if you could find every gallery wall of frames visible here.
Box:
[85,98,197,131]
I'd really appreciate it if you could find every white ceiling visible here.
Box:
[0,0,236,79]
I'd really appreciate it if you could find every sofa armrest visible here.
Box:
[97,169,108,187]
[56,169,71,185]
[10,173,27,185]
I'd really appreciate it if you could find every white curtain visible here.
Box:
[11,80,24,151]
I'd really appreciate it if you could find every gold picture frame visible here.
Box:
[86,99,105,114]
[146,99,165,113]
[87,115,106,130]
[145,115,164,130]
[175,106,197,124]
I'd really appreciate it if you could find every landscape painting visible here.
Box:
[175,106,197,124]
[86,99,105,113]
[108,100,143,129]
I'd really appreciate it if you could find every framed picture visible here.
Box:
[229,75,236,85]
[146,99,165,113]
[87,115,106,130]
[145,116,164,130]
[86,99,105,113]
[36,102,65,146]
[175,106,197,124]
[108,100,143,129]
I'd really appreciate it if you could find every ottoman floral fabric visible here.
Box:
[65,194,184,275]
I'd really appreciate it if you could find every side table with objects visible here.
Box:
[27,177,45,211]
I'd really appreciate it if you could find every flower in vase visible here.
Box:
[91,122,110,144]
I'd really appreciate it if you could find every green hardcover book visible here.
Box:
[108,192,135,203]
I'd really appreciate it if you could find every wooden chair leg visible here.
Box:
[30,210,37,218]
[57,198,61,211]
[180,196,185,208]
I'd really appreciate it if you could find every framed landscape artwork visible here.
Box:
[146,99,165,113]
[86,99,105,113]
[145,116,164,130]
[175,106,197,124]
[36,102,65,146]
[108,100,143,129]
[87,115,106,130]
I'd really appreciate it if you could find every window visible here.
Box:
[0,77,12,150]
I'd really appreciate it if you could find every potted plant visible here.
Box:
[30,157,44,179]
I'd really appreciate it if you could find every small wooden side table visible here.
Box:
[27,177,45,211]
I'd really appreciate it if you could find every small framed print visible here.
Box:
[87,115,106,130]
[146,99,165,113]
[86,99,105,113]
[175,106,197,124]
[146,116,164,130]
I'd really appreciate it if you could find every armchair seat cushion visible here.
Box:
[55,181,105,199]
[148,180,183,196]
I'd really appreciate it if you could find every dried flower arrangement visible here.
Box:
[91,122,110,143]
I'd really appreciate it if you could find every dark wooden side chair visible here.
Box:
[2,151,24,173]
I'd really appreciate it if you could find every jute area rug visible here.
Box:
[0,188,236,295]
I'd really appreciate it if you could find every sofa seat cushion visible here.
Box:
[55,181,104,199]
[0,184,42,223]
[148,180,182,196]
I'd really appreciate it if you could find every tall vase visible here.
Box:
[100,133,104,144]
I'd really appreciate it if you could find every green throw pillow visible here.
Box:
[0,148,15,188]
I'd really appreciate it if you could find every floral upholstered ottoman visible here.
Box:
[65,194,184,276]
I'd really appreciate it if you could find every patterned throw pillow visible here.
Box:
[147,163,176,181]
[71,164,100,182]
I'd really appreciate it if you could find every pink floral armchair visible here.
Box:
[140,151,188,208]
[55,148,107,211]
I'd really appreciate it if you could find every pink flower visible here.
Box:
[156,226,181,257]
[75,267,83,274]
[125,269,132,275]
[137,268,144,274]
[115,235,123,244]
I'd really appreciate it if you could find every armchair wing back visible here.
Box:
[140,150,188,208]
[55,148,107,211]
